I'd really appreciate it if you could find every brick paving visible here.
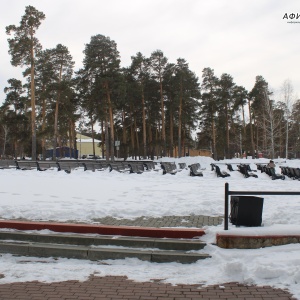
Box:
[0,275,297,300]
[92,215,223,228]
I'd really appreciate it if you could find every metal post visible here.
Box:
[224,182,229,230]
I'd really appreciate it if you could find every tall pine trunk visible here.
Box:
[178,79,183,157]
[30,32,36,160]
[141,86,147,158]
[160,78,166,156]
[122,110,127,160]
[248,99,255,158]
[68,121,73,158]
[130,108,135,158]
[53,64,63,160]
[241,104,246,154]
[169,107,174,157]
[105,81,114,161]
[134,116,139,158]
[91,121,95,157]
[41,91,46,160]
[148,122,153,159]
[225,103,230,158]
[53,90,60,159]
[105,116,110,162]
[101,120,104,158]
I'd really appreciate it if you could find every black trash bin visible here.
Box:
[230,196,264,226]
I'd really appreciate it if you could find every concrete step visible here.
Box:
[0,241,210,264]
[0,231,210,264]
[0,231,206,251]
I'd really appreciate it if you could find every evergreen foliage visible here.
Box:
[1,6,299,159]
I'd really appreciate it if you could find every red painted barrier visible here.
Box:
[0,220,206,239]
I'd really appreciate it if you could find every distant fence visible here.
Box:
[224,182,300,230]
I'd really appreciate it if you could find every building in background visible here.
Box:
[76,133,102,158]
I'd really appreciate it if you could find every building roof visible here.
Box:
[76,133,101,143]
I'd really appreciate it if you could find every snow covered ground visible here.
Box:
[0,156,299,298]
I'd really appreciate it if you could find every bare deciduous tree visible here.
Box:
[281,79,295,158]
[261,89,284,158]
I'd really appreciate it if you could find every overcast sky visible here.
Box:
[1,0,299,104]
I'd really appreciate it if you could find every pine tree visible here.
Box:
[122,67,144,158]
[200,68,219,159]
[230,85,248,156]
[150,50,168,156]
[82,34,121,161]
[130,52,150,158]
[34,49,57,159]
[6,6,45,160]
[289,100,300,157]
[174,59,200,157]
[1,79,29,158]
[163,63,177,157]
[218,73,236,158]
[249,76,270,157]
[49,44,74,159]
[75,68,101,158]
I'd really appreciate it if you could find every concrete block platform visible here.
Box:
[217,233,300,249]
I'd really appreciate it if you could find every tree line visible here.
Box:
[1,6,299,161]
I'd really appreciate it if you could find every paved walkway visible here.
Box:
[92,215,223,228]
[0,216,297,299]
[0,275,296,299]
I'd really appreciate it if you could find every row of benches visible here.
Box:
[279,166,300,180]
[4,160,296,180]
[0,160,160,174]
[212,162,300,181]
[0,159,204,176]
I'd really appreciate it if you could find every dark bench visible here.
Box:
[16,160,39,171]
[143,161,160,171]
[256,163,265,172]
[57,160,84,173]
[237,164,258,178]
[279,166,286,178]
[294,168,300,180]
[280,166,300,180]
[37,161,60,171]
[188,163,203,177]
[108,162,131,173]
[160,162,177,175]
[211,164,230,178]
[178,162,187,170]
[257,163,270,174]
[247,164,257,172]
[226,164,235,172]
[128,162,145,174]
[169,162,182,172]
[194,162,206,170]
[82,160,108,172]
[0,160,17,169]
[280,166,291,178]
